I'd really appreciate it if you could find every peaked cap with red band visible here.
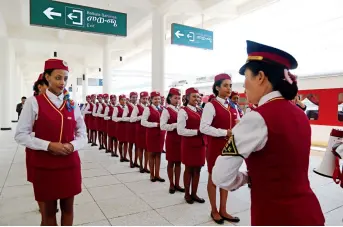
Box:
[86,95,91,99]
[110,95,116,99]
[44,59,69,72]
[119,94,126,100]
[169,88,181,96]
[97,94,103,99]
[91,94,96,98]
[103,94,109,99]
[239,40,298,75]
[185,87,199,95]
[150,91,160,98]
[130,92,138,97]
[140,91,149,98]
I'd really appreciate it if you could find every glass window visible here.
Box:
[301,93,319,120]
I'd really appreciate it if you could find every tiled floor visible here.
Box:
[1,124,343,226]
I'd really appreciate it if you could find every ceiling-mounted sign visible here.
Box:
[171,23,213,50]
[29,0,127,37]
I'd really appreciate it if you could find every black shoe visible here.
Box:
[211,213,224,224]
[155,177,165,182]
[130,163,135,168]
[106,150,111,153]
[144,169,150,174]
[140,168,145,173]
[184,195,194,204]
[91,143,96,146]
[134,163,140,168]
[192,195,205,203]
[150,177,156,182]
[120,158,124,162]
[221,215,240,223]
[175,186,185,193]
[169,188,176,194]
[124,158,129,162]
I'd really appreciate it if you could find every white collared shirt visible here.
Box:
[160,105,178,131]
[14,89,87,152]
[141,105,160,128]
[212,91,281,191]
[177,104,199,137]
[200,96,230,137]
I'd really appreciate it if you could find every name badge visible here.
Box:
[67,117,72,120]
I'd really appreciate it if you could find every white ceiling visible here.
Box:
[0,0,279,84]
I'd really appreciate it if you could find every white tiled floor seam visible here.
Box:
[110,172,174,226]
[83,186,113,226]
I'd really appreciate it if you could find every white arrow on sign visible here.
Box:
[68,13,77,20]
[43,7,62,20]
[175,30,184,39]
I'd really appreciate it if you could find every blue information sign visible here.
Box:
[171,23,213,50]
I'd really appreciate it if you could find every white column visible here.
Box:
[102,41,112,94]
[151,10,166,94]
[11,63,20,122]
[0,37,12,130]
[82,68,89,103]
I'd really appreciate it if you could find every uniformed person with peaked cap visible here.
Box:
[212,40,325,226]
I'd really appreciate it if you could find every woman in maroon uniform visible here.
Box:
[160,88,185,194]
[83,95,92,143]
[177,87,206,204]
[200,74,240,224]
[107,95,118,157]
[15,59,87,226]
[212,40,324,226]
[100,94,109,152]
[113,95,129,162]
[125,92,139,168]
[230,91,244,118]
[95,94,105,150]
[131,91,150,173]
[141,91,166,182]
[88,94,96,145]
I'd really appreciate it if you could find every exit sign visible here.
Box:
[29,0,127,37]
[171,23,213,50]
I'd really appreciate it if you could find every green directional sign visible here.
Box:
[29,0,127,37]
[171,23,213,50]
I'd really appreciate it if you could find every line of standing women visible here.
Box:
[80,77,242,225]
